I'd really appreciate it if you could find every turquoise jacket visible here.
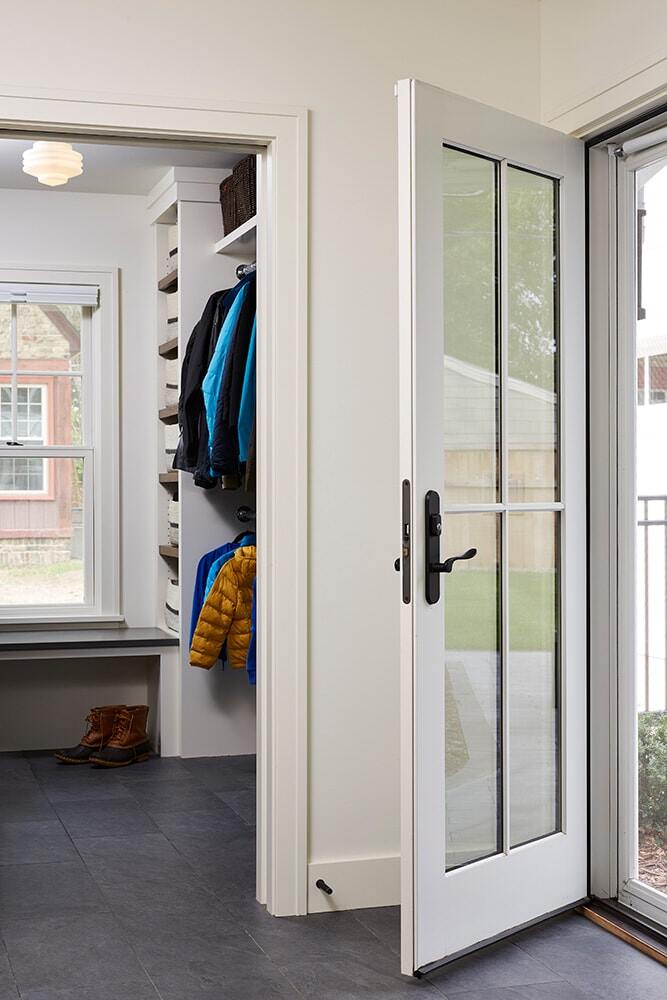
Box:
[202,280,250,471]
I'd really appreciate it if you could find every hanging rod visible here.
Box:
[236,261,257,279]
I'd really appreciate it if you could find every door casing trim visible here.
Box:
[0,85,309,917]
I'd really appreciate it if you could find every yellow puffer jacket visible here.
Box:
[190,545,256,670]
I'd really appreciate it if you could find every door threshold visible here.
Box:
[579,901,667,965]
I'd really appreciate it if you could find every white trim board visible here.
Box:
[307,856,400,914]
[0,87,309,919]
[544,64,667,139]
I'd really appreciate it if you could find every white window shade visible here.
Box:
[0,282,99,306]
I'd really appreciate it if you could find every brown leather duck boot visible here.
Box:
[54,705,126,764]
[89,705,151,767]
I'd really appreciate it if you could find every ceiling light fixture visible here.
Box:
[22,141,83,187]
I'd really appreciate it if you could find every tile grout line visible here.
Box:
[511,918,587,979]
[511,934,624,1000]
[348,911,399,956]
[241,931,304,999]
[0,927,21,1000]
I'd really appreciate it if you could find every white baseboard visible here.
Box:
[307,854,400,913]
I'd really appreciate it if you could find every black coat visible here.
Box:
[173,289,229,481]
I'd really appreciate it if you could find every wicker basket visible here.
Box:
[234,155,256,225]
[164,423,179,465]
[219,155,257,234]
[167,499,180,546]
[164,358,179,407]
[219,174,237,235]
[165,575,179,634]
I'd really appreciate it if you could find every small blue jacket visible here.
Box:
[205,532,254,597]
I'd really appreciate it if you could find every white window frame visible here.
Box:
[0,266,119,624]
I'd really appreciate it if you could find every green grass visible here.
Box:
[444,570,557,651]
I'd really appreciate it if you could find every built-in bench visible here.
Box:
[0,627,178,654]
[0,627,180,754]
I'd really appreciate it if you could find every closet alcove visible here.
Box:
[0,138,259,763]
[150,164,258,758]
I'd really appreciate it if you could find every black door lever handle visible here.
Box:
[430,547,477,574]
[425,490,478,604]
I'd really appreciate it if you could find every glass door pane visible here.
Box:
[634,162,667,898]
[443,146,499,505]
[509,511,560,847]
[444,512,501,870]
[507,167,559,503]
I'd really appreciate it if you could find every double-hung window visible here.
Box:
[0,269,119,621]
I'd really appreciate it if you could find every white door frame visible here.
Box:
[0,85,309,917]
[589,127,667,925]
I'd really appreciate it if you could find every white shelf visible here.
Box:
[214,216,256,256]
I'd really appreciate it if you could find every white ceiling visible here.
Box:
[0,137,246,195]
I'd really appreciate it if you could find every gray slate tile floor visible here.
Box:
[0,752,663,999]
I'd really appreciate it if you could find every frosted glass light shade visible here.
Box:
[22,141,83,187]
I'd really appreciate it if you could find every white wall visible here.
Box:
[0,188,156,627]
[541,0,667,135]
[0,0,542,882]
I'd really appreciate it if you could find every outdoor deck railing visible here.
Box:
[637,495,667,712]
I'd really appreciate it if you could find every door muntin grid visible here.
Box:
[442,144,563,872]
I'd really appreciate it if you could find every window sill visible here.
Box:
[0,615,126,629]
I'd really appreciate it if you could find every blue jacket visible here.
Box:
[238,318,256,463]
[247,578,256,685]
[210,275,256,477]
[204,531,254,597]
[202,279,251,474]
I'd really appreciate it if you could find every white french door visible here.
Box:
[398,80,588,974]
